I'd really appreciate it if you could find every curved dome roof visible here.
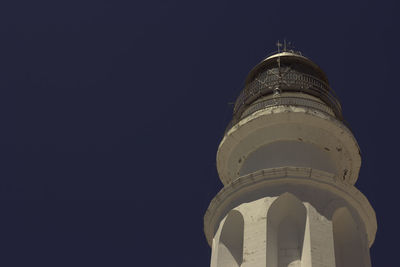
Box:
[226,51,343,133]
[244,51,330,86]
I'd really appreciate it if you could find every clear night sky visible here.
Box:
[0,0,398,266]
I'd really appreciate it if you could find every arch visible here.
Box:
[217,210,244,267]
[332,207,366,267]
[267,193,307,267]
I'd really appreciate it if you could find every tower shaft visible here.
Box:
[204,51,376,267]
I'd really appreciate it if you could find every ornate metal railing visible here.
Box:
[233,68,342,120]
[241,96,334,118]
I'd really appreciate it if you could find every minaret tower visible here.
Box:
[204,47,377,267]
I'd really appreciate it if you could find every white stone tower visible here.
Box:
[204,49,377,267]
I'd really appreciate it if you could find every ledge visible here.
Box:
[203,167,376,248]
[217,105,361,185]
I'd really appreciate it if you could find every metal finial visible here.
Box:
[276,40,282,53]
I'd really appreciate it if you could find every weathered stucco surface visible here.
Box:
[206,168,374,267]
[205,52,375,267]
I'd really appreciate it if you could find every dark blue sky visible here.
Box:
[0,0,398,266]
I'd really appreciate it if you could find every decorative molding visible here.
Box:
[203,167,376,248]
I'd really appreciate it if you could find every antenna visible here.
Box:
[276,40,282,53]
[278,39,298,54]
[288,41,292,52]
[274,41,283,97]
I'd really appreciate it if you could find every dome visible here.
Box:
[245,52,329,85]
[229,51,343,132]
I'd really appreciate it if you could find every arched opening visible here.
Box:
[217,210,244,267]
[267,193,307,267]
[332,207,365,267]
